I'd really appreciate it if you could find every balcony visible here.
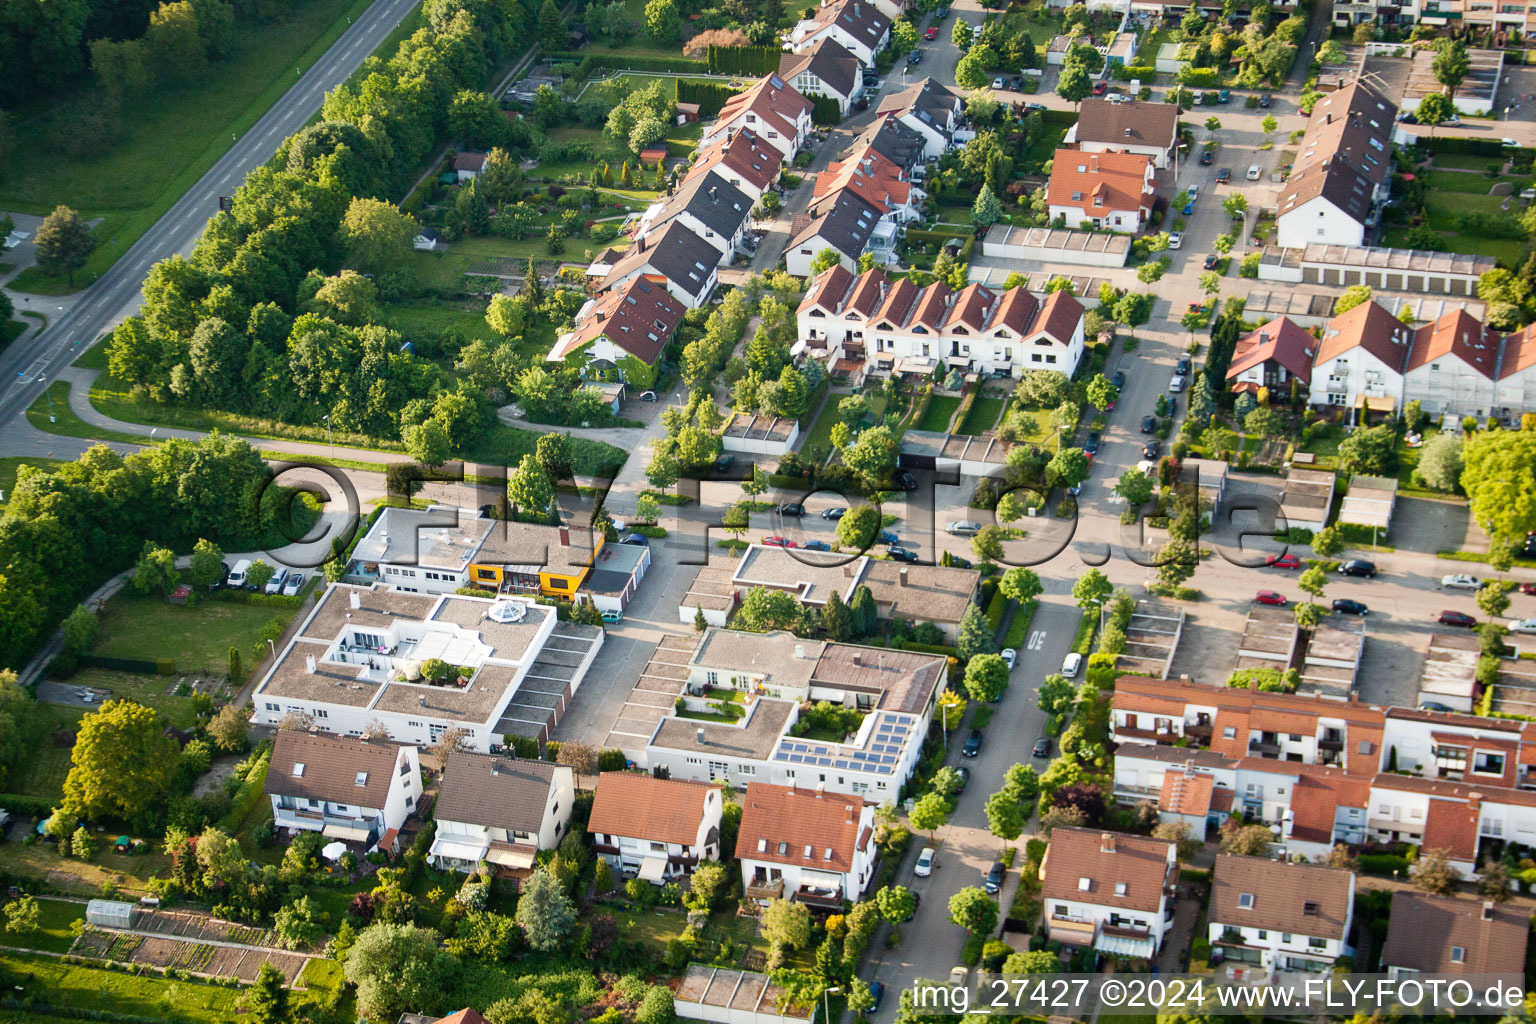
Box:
[794,884,845,910]
[747,877,785,900]
[1319,737,1344,752]
[1118,725,1178,744]
[1185,721,1213,741]
[1249,739,1281,756]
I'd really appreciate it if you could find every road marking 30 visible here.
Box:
[1027,631,1047,651]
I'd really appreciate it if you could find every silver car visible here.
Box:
[946,520,982,535]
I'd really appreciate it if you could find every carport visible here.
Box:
[494,621,602,743]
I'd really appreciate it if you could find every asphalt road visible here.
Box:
[0,0,423,430]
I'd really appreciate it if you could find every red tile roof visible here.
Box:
[1421,797,1481,862]
[947,283,995,332]
[737,783,871,872]
[1041,827,1175,914]
[798,264,856,315]
[844,268,888,316]
[1031,289,1084,346]
[1500,323,1536,379]
[1159,769,1214,816]
[1316,300,1415,370]
[1227,316,1318,385]
[1382,893,1530,975]
[588,772,718,846]
[548,276,685,364]
[1288,765,1371,845]
[1406,308,1501,379]
[1046,149,1154,218]
[988,286,1039,337]
[688,128,782,196]
[714,74,811,148]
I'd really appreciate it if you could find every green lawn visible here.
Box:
[94,591,300,676]
[1381,191,1527,264]
[65,669,208,730]
[0,455,67,507]
[1021,125,1068,173]
[12,702,84,802]
[958,395,1007,435]
[1428,152,1512,172]
[1420,168,1522,193]
[914,395,962,432]
[2,0,378,295]
[29,381,150,447]
[0,953,242,1021]
[12,897,86,954]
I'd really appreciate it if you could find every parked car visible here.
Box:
[1092,81,1107,95]
[822,507,847,520]
[282,573,306,597]
[1510,618,1536,634]
[1032,737,1052,758]
[1175,356,1192,376]
[915,847,936,877]
[265,568,288,594]
[1168,374,1185,393]
[908,50,924,64]
[945,555,973,569]
[1084,435,1100,456]
[1246,164,1262,180]
[1181,200,1194,216]
[802,540,831,551]
[888,546,920,563]
[1140,415,1156,433]
[897,470,918,491]
[1438,610,1477,628]
[1203,254,1218,270]
[868,982,886,1014]
[638,390,658,401]
[1199,149,1213,165]
[762,535,797,548]
[1418,701,1454,713]
[991,76,1005,88]
[947,520,982,535]
[1442,574,1481,590]
[1218,88,1230,103]
[924,25,938,38]
[877,529,900,545]
[1001,648,1017,670]
[1339,559,1377,578]
[1522,582,1536,596]
[1142,439,1161,459]
[1168,231,1183,249]
[1216,167,1232,183]
[1266,553,1303,569]
[1255,590,1287,606]
[1332,598,1368,616]
[1111,370,1126,389]
[776,503,804,517]
[984,861,1005,895]
[953,766,971,793]
[1259,93,1272,108]
[1062,652,1082,677]
[714,453,735,472]
[962,729,984,757]
[228,558,252,589]
[620,532,650,546]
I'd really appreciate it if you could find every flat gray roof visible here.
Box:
[650,696,795,760]
[349,505,492,571]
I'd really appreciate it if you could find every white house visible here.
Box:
[600,221,722,308]
[1208,856,1356,975]
[453,151,487,181]
[785,187,889,277]
[795,267,1086,379]
[874,78,963,159]
[787,0,891,67]
[1276,83,1396,250]
[1040,827,1179,959]
[811,149,926,224]
[1308,300,1412,415]
[1402,308,1501,420]
[737,782,877,909]
[428,751,575,874]
[264,731,422,846]
[250,583,602,752]
[587,772,722,882]
[699,74,813,165]
[685,128,782,204]
[1496,324,1536,421]
[779,39,865,116]
[1069,98,1179,169]
[1047,150,1156,232]
[1225,316,1317,395]
[547,275,686,378]
[343,504,493,595]
[635,170,753,262]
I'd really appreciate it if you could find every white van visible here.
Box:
[1062,652,1082,677]
[227,559,252,588]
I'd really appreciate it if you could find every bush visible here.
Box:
[1358,853,1409,876]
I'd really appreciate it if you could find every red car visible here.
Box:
[1522,582,1536,596]
[1266,553,1303,570]
[1255,590,1287,607]
[1092,81,1108,96]
[1438,610,1477,628]
[923,25,938,39]
[762,535,798,548]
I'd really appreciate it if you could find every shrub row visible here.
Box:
[547,51,709,73]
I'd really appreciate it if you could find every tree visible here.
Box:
[909,791,951,840]
[539,0,566,47]
[762,898,812,951]
[340,197,418,276]
[972,183,1004,228]
[516,866,576,950]
[34,205,95,285]
[821,590,856,642]
[1310,524,1344,560]
[1335,284,1373,314]
[1136,259,1168,290]
[953,19,973,49]
[972,525,1006,564]
[997,568,1042,606]
[486,295,528,338]
[1410,848,1462,895]
[1414,432,1463,492]
[957,604,996,660]
[1003,949,1059,974]
[1463,431,1536,548]
[1116,469,1154,507]
[246,559,275,593]
[964,654,1010,702]
[274,896,320,950]
[61,604,98,654]
[1115,291,1152,335]
[809,248,843,275]
[208,704,248,752]
[1433,38,1470,97]
[1219,822,1275,856]
[508,454,555,519]
[1244,406,1284,437]
[985,787,1025,847]
[1085,374,1118,410]
[843,426,899,489]
[1071,569,1112,612]
[1223,194,1248,220]
[948,887,999,935]
[1477,579,1514,620]
[734,587,803,633]
[185,537,226,590]
[62,700,179,822]
[1057,64,1090,107]
[1417,91,1453,130]
[556,739,598,787]
[1338,424,1395,475]
[246,962,289,1024]
[876,885,917,923]
[1048,447,1090,488]
[644,0,681,41]
[1204,115,1221,132]
[404,419,452,468]
[3,895,39,937]
[635,492,661,524]
[535,433,573,484]
[344,923,455,1023]
[1298,564,1328,603]
[1478,859,1512,902]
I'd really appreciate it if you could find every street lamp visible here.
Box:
[39,375,53,423]
[323,414,333,458]
[267,638,277,663]
[823,986,842,1024]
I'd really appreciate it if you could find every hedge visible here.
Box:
[809,93,842,126]
[1358,853,1409,876]
[1110,63,1156,81]
[218,749,270,833]
[0,793,57,818]
[545,51,709,73]
[76,654,161,675]
[212,588,304,609]
[678,79,741,118]
[706,44,782,75]
[1415,135,1526,159]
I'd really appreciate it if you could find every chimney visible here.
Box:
[304,655,316,674]
[1483,901,1495,921]
[1123,128,1131,137]
[1101,832,1115,853]
[899,567,909,588]
[492,761,501,775]
[349,591,361,610]
[418,696,426,707]
[815,782,826,797]
[709,186,718,203]
[795,643,807,659]
[852,653,862,666]
[697,727,707,744]
[559,526,570,547]
[1469,792,1483,810]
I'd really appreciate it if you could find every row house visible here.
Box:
[811,149,926,226]
[1277,83,1397,249]
[685,128,783,204]
[600,221,721,308]
[429,752,574,875]
[737,782,878,909]
[635,170,753,263]
[1208,856,1356,975]
[699,74,813,165]
[785,188,892,277]
[1040,827,1178,959]
[1382,892,1530,980]
[779,39,865,116]
[587,772,722,883]
[1046,149,1157,232]
[787,0,891,68]
[1224,316,1318,395]
[795,266,1086,379]
[874,78,963,159]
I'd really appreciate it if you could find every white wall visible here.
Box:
[1278,196,1364,249]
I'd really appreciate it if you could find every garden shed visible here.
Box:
[86,900,136,929]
